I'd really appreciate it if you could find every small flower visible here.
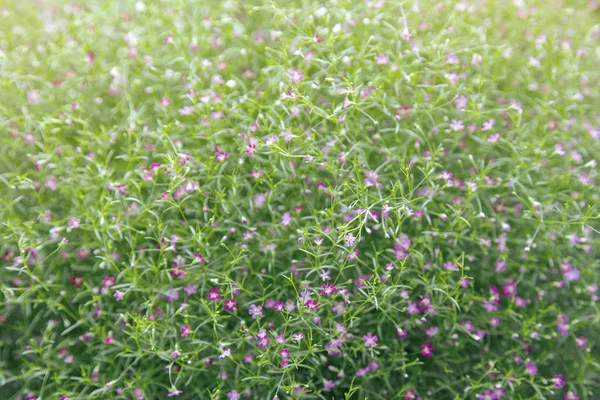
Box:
[281,212,291,226]
[219,347,231,359]
[481,119,495,131]
[279,348,290,358]
[440,171,453,181]
[206,288,221,302]
[552,375,565,389]
[184,285,197,295]
[420,342,434,358]
[344,233,356,247]
[287,68,304,84]
[304,299,319,310]
[525,362,537,376]
[227,390,240,400]
[113,290,124,301]
[575,336,588,350]
[160,97,171,108]
[362,332,378,347]
[292,332,304,342]
[27,90,42,105]
[320,283,337,297]
[68,217,80,229]
[375,53,390,65]
[224,298,237,312]
[564,392,579,400]
[249,304,263,319]
[71,276,83,288]
[449,119,464,131]
[180,324,191,337]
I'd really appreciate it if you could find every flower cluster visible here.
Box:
[0,0,598,399]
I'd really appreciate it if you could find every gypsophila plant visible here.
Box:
[1,0,599,399]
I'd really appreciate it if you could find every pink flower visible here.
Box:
[68,217,80,229]
[206,288,221,302]
[320,283,337,297]
[575,336,588,350]
[281,212,291,226]
[224,299,237,312]
[287,68,304,84]
[292,332,304,341]
[525,362,537,376]
[487,133,500,143]
[180,324,191,337]
[406,302,421,314]
[364,170,379,187]
[113,290,124,301]
[454,95,468,110]
[249,304,263,319]
[440,171,453,180]
[102,276,115,287]
[420,342,434,358]
[183,285,197,295]
[482,119,495,131]
[375,53,390,65]
[552,375,565,389]
[160,97,171,108]
[305,299,319,310]
[362,332,378,347]
[565,392,579,400]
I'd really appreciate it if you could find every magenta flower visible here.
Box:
[552,375,565,389]
[420,342,434,358]
[224,298,237,312]
[320,283,337,297]
[206,288,221,302]
[525,362,537,376]
[406,302,421,315]
[304,299,318,310]
[180,324,191,337]
[575,336,588,350]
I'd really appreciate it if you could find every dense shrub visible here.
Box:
[1,0,599,399]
